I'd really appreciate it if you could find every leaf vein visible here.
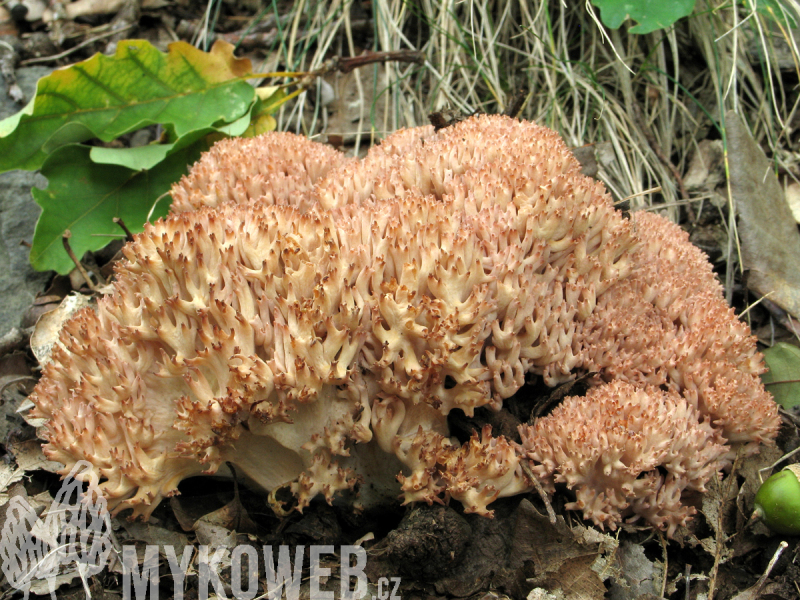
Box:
[126,52,179,94]
[72,66,128,104]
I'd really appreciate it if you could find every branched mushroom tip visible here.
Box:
[30,115,779,535]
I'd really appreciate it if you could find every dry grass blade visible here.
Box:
[192,0,799,309]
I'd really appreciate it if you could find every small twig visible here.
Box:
[521,461,556,524]
[334,50,424,74]
[177,25,279,53]
[749,540,788,597]
[62,230,99,292]
[284,51,423,93]
[684,564,692,600]
[758,444,800,483]
[19,24,135,65]
[176,12,292,39]
[112,217,134,243]
[765,378,800,386]
[177,15,376,54]
[658,531,668,599]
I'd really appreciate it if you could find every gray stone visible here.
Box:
[0,66,53,334]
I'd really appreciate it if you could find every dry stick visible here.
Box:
[520,461,556,524]
[259,50,424,114]
[658,531,668,599]
[758,443,800,483]
[19,24,136,66]
[334,50,424,74]
[684,564,692,600]
[632,103,695,223]
[62,230,100,292]
[748,540,788,597]
[112,217,134,243]
[177,16,374,52]
[765,378,800,386]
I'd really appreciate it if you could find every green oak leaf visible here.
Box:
[0,39,256,172]
[591,0,696,34]
[89,116,251,171]
[30,141,212,274]
[89,143,177,172]
[762,342,800,410]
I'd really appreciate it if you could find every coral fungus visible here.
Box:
[30,115,779,535]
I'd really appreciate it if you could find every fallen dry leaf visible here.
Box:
[507,500,616,600]
[0,465,24,505]
[29,293,91,367]
[9,438,64,474]
[684,139,725,192]
[527,590,565,600]
[727,110,800,320]
[539,554,606,600]
[607,541,663,600]
[119,520,192,561]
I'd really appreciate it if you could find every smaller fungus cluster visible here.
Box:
[30,115,779,537]
[521,381,725,532]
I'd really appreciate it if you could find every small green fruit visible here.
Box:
[753,464,800,535]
